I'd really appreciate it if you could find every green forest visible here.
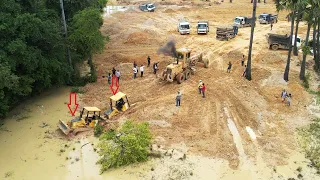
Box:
[0,0,107,119]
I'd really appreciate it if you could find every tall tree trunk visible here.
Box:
[258,0,260,3]
[246,0,257,81]
[293,14,300,56]
[264,0,266,3]
[317,20,320,70]
[284,12,295,82]
[313,22,318,71]
[300,23,311,80]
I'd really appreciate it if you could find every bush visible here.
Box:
[299,119,320,170]
[97,120,152,173]
[94,124,104,137]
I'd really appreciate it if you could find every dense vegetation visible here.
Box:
[0,0,107,119]
[97,120,152,173]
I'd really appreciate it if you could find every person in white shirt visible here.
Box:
[140,65,144,77]
[133,67,137,79]
[115,70,120,82]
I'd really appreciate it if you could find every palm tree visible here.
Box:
[274,0,298,81]
[312,22,318,70]
[246,0,257,80]
[293,13,302,56]
[283,13,295,81]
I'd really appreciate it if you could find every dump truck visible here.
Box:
[177,19,190,35]
[259,13,278,24]
[234,16,253,27]
[216,25,238,41]
[104,92,130,119]
[197,21,209,34]
[139,3,155,12]
[161,48,209,84]
[58,107,104,136]
[267,33,301,50]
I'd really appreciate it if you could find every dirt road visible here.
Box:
[82,0,315,173]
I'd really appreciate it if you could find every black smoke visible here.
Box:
[157,40,177,57]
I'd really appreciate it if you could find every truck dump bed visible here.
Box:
[216,25,234,35]
[267,33,289,44]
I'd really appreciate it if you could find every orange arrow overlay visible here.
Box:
[67,93,79,116]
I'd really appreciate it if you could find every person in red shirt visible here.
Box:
[202,83,206,98]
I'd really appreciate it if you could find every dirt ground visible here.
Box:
[81,0,317,171]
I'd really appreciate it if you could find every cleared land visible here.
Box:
[81,0,315,171]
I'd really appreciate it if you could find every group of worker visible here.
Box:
[281,89,292,106]
[132,56,160,79]
[175,79,206,107]
[227,54,247,77]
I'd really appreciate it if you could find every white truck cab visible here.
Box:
[234,16,244,26]
[177,20,190,35]
[197,21,209,34]
[292,35,301,47]
[139,3,155,12]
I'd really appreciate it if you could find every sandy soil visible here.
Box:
[80,0,319,174]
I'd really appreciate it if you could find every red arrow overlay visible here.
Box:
[110,76,119,95]
[67,93,79,116]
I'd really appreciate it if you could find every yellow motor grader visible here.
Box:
[161,48,209,84]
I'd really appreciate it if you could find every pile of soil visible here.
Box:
[125,31,160,45]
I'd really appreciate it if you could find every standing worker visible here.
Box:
[112,67,116,76]
[242,65,247,77]
[241,55,245,66]
[270,22,273,31]
[133,66,137,79]
[227,62,232,73]
[202,83,206,98]
[107,73,112,85]
[147,56,151,67]
[287,93,292,106]
[176,91,182,106]
[140,64,144,77]
[281,89,287,103]
[115,70,121,82]
[153,62,158,74]
[198,80,203,94]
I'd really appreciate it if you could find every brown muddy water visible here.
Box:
[0,87,319,180]
[0,88,151,180]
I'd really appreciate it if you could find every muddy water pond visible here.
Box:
[0,88,150,180]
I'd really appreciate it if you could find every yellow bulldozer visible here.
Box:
[104,92,130,119]
[161,48,209,84]
[58,107,104,136]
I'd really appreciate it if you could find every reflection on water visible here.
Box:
[103,6,128,17]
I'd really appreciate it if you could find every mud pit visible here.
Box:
[80,0,320,176]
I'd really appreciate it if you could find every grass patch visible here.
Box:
[70,87,86,94]
[298,118,320,171]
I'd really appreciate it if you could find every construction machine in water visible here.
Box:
[58,107,104,136]
[161,48,209,84]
